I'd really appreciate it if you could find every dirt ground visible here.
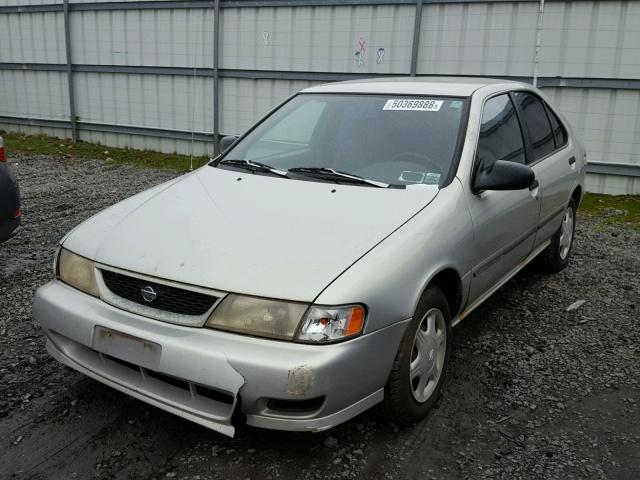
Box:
[1,155,638,480]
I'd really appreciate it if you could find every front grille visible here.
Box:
[101,269,218,316]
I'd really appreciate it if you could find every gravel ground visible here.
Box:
[1,154,638,480]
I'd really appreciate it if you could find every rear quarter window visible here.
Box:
[545,104,568,149]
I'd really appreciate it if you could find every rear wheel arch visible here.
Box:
[538,197,576,273]
[571,185,583,208]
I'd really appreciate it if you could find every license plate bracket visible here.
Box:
[92,326,161,371]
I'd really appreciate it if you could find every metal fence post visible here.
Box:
[63,0,78,142]
[532,0,545,88]
[213,0,220,155]
[410,0,423,76]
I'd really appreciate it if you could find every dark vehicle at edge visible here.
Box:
[0,137,21,243]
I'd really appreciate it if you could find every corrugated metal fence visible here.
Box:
[1,0,639,194]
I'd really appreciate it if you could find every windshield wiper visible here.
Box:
[219,159,289,177]
[287,167,388,188]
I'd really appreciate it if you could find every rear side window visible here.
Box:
[512,92,555,162]
[476,94,526,173]
[545,104,568,149]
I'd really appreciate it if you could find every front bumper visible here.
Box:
[34,280,408,436]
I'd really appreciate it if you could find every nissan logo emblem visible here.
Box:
[140,285,157,303]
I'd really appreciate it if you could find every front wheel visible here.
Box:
[539,198,576,273]
[383,285,451,425]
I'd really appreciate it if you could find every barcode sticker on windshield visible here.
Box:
[383,99,443,112]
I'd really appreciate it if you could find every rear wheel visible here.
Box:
[539,198,576,273]
[383,285,451,425]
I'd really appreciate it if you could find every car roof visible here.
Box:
[301,76,528,97]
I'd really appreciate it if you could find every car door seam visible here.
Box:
[474,223,539,276]
[537,205,567,232]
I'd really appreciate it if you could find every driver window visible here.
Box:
[245,99,326,160]
[476,94,526,174]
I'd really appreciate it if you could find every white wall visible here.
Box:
[0,0,638,193]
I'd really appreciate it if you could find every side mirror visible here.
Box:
[473,160,535,192]
[219,135,239,154]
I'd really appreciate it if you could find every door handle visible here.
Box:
[568,156,576,165]
[529,179,539,191]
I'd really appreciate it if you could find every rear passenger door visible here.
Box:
[511,92,578,247]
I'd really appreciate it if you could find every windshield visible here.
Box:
[217,94,467,188]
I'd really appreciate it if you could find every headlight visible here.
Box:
[296,305,366,343]
[205,295,367,343]
[57,248,99,297]
[205,294,308,340]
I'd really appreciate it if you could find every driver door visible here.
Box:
[466,93,540,305]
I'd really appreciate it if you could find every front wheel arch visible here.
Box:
[418,268,463,319]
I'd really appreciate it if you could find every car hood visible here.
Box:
[64,166,438,301]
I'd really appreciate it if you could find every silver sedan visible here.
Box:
[34,77,585,437]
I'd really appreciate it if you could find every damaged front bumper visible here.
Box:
[33,280,409,437]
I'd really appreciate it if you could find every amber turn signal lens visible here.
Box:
[345,306,366,336]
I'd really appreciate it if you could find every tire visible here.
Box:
[539,198,576,274]
[383,285,452,426]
